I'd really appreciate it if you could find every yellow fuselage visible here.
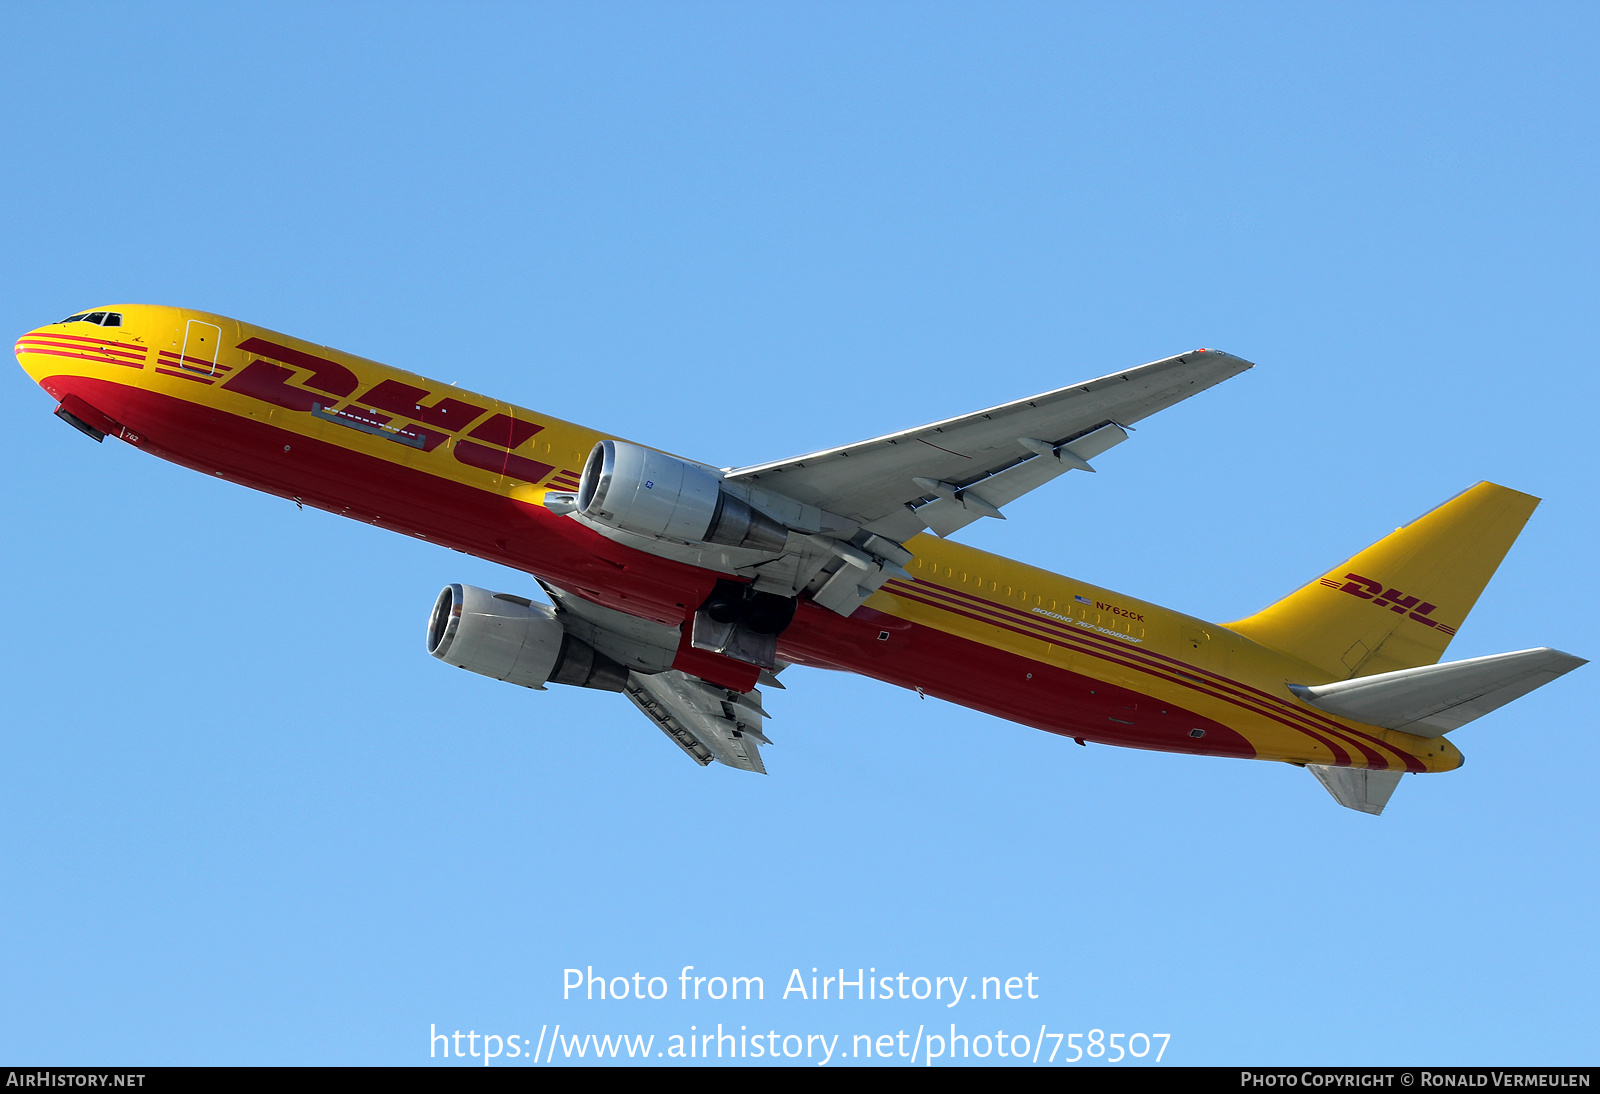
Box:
[15,304,1463,774]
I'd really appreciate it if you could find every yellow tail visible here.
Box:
[1229,482,1540,680]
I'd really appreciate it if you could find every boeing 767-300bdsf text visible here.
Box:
[16,305,1585,813]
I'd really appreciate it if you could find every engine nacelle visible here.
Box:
[577,440,787,552]
[426,584,627,691]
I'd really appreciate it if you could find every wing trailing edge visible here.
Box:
[624,669,770,773]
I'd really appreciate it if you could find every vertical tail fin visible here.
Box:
[1228,482,1540,680]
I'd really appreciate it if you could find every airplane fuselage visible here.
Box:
[16,305,1464,775]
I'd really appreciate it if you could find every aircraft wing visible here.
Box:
[624,669,770,773]
[725,349,1252,539]
[539,579,771,772]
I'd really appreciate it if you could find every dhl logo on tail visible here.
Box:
[1318,574,1458,635]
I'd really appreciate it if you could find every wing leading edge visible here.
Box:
[725,349,1253,540]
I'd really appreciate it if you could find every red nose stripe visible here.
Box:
[32,331,147,353]
[17,341,147,368]
[19,336,147,362]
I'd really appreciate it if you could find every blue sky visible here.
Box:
[1,2,1595,1066]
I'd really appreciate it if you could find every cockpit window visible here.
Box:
[58,313,89,324]
[84,312,108,325]
[55,311,123,326]
[101,313,121,326]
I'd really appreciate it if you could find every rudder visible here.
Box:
[1228,482,1539,680]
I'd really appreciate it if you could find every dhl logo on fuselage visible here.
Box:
[1318,572,1459,636]
[221,336,557,485]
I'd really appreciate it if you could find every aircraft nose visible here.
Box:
[15,307,149,397]
[14,321,65,387]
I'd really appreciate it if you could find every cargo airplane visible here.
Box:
[16,306,1585,814]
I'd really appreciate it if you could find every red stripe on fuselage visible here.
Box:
[888,579,1416,770]
[23,336,146,360]
[950,587,1416,770]
[866,583,1266,757]
[30,331,147,352]
[159,351,231,373]
[452,440,554,484]
[154,368,214,384]
[41,374,721,631]
[22,335,144,353]
[886,582,1358,761]
[20,345,146,368]
[777,599,1255,758]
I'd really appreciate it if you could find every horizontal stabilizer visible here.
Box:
[1289,648,1586,736]
[1308,765,1403,815]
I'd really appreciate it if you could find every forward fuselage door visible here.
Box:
[178,319,223,377]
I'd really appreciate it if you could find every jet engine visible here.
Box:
[577,440,788,552]
[427,583,627,691]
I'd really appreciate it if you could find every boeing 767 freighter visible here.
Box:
[16,305,1585,813]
